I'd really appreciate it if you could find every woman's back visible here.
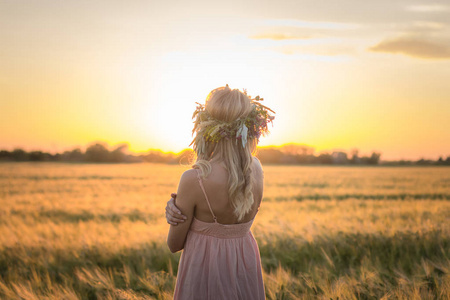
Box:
[193,157,264,225]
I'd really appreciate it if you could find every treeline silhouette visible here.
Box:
[1,142,449,166]
[0,143,188,164]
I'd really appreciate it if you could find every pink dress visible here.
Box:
[173,170,265,300]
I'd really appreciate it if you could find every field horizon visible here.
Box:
[2,145,449,167]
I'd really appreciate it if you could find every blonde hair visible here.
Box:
[192,86,258,221]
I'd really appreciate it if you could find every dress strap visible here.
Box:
[196,169,218,223]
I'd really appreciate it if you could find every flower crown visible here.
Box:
[189,87,275,155]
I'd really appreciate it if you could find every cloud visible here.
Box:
[407,4,449,12]
[258,19,360,30]
[369,36,450,59]
[249,18,361,41]
[250,32,312,40]
[411,21,445,30]
[278,43,355,57]
[247,18,362,59]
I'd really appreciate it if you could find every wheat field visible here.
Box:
[0,162,449,299]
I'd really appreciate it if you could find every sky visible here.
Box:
[1,0,449,161]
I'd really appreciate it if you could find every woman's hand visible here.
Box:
[165,193,187,225]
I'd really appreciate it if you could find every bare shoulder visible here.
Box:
[177,169,201,200]
[178,169,199,191]
[181,168,198,181]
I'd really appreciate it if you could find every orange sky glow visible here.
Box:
[1,0,449,161]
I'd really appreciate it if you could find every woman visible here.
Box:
[166,84,274,299]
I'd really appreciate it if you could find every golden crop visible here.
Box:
[0,162,449,299]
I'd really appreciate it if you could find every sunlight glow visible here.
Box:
[1,1,450,160]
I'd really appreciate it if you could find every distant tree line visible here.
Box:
[0,143,141,163]
[0,142,191,164]
[0,142,449,166]
[256,145,383,165]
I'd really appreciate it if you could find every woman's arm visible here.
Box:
[165,194,187,225]
[167,170,197,253]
